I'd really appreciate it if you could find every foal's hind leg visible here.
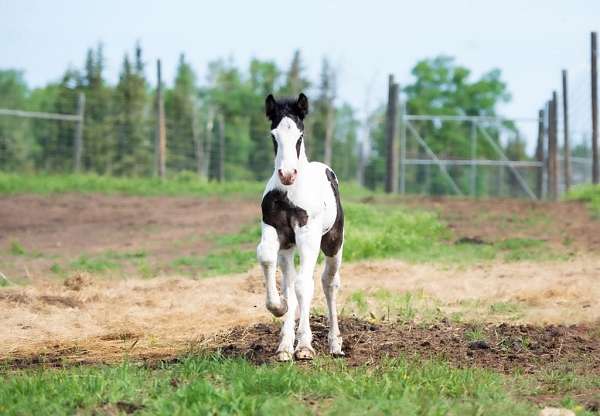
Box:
[275,248,297,362]
[321,246,344,356]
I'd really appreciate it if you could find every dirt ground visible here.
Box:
[2,258,600,369]
[0,194,259,279]
[401,196,600,252]
[2,194,600,372]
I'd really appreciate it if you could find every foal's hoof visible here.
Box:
[294,346,315,361]
[266,298,288,318]
[329,336,344,357]
[275,351,293,362]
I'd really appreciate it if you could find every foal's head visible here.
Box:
[265,93,309,186]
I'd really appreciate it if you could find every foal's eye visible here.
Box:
[295,135,303,157]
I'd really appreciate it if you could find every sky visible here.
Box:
[1,0,598,151]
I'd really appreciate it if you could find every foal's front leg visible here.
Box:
[275,248,297,362]
[256,222,286,317]
[294,222,322,360]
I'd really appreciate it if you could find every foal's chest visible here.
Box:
[261,189,309,249]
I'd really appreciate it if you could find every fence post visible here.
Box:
[217,113,225,182]
[385,74,399,193]
[470,120,477,196]
[545,101,551,199]
[562,70,571,191]
[592,32,599,184]
[323,104,334,167]
[73,92,85,172]
[191,105,204,177]
[535,108,545,199]
[155,59,166,179]
[548,93,559,200]
[399,94,406,194]
[204,108,214,178]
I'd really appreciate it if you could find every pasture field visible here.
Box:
[1,175,600,415]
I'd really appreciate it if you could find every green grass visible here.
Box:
[49,250,149,276]
[171,225,261,277]
[0,354,559,416]
[566,184,600,217]
[2,354,596,415]
[6,240,43,258]
[166,203,560,278]
[9,241,26,256]
[0,173,265,198]
[0,173,377,200]
[464,326,486,342]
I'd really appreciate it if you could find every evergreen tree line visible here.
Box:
[0,44,360,182]
[0,45,543,194]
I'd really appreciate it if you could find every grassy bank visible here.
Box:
[567,184,600,217]
[0,173,265,198]
[0,173,376,200]
[192,202,557,276]
[2,354,587,416]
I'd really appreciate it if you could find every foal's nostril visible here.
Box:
[278,169,283,177]
[293,169,298,175]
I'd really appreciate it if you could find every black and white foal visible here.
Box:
[257,93,344,361]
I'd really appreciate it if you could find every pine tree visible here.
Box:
[0,70,32,171]
[113,42,151,175]
[312,58,336,164]
[41,69,80,171]
[81,44,113,173]
[281,50,310,96]
[165,53,198,173]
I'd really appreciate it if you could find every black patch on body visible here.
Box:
[261,189,308,250]
[321,169,344,257]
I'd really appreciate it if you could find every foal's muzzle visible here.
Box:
[278,169,297,185]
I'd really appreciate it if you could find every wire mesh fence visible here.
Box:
[0,29,597,200]
[0,96,595,200]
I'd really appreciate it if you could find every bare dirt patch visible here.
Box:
[217,316,600,374]
[0,194,259,279]
[397,197,600,253]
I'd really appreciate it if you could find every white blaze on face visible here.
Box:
[271,116,303,179]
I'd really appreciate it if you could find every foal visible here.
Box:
[257,93,344,361]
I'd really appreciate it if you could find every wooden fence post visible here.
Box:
[592,32,599,184]
[204,108,214,178]
[217,114,225,182]
[562,70,571,191]
[155,59,166,179]
[399,96,407,194]
[548,93,559,200]
[469,120,477,196]
[191,106,204,177]
[73,92,85,172]
[385,74,399,193]
[535,108,545,199]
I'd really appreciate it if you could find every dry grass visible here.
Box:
[2,257,600,365]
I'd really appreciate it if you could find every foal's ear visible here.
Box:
[265,94,277,120]
[295,93,309,119]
